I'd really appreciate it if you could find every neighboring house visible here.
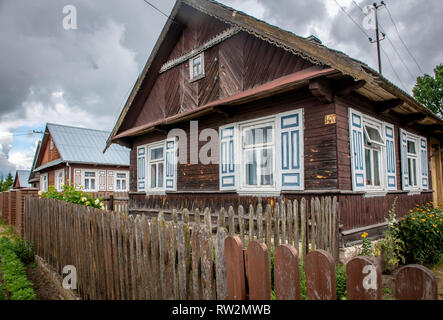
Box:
[105,0,443,241]
[28,140,42,189]
[13,170,31,189]
[32,123,130,193]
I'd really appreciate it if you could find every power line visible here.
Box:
[384,3,425,75]
[380,45,408,91]
[141,0,178,25]
[333,0,371,40]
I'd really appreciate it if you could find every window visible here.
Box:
[115,172,128,191]
[50,138,54,150]
[55,169,64,191]
[220,110,303,194]
[40,174,48,192]
[407,139,418,187]
[363,123,384,188]
[83,171,96,191]
[189,52,204,81]
[241,123,275,188]
[148,144,165,190]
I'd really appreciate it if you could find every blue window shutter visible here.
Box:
[219,124,237,191]
[137,146,146,192]
[165,138,177,191]
[420,136,429,189]
[348,108,365,191]
[384,123,397,190]
[279,109,304,191]
[399,129,409,190]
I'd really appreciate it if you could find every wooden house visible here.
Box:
[106,0,443,242]
[32,123,130,193]
[13,170,31,189]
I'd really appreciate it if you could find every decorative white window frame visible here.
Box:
[81,169,99,192]
[401,130,425,193]
[114,171,129,192]
[146,140,166,194]
[237,116,278,194]
[362,116,386,193]
[40,173,48,192]
[55,169,65,192]
[220,110,304,196]
[189,52,205,82]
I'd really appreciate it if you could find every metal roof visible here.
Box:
[47,123,130,167]
[16,170,31,188]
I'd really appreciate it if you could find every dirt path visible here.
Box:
[26,264,63,300]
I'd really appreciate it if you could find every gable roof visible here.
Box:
[106,0,443,149]
[28,140,41,183]
[34,123,130,172]
[14,170,31,188]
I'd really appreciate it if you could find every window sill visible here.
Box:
[363,191,388,198]
[236,190,281,197]
[189,74,205,83]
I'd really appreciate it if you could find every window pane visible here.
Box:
[373,150,380,186]
[158,163,164,188]
[116,180,121,190]
[407,141,416,154]
[260,148,273,185]
[151,164,157,188]
[365,148,372,185]
[245,150,257,186]
[122,180,126,190]
[85,179,89,190]
[91,179,95,190]
[117,173,126,179]
[151,147,164,160]
[365,126,383,144]
[413,158,417,186]
[408,158,413,186]
[85,172,95,177]
[244,126,273,146]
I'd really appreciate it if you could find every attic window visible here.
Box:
[189,52,204,81]
[50,138,54,150]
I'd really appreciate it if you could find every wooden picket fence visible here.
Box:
[89,191,129,214]
[23,196,339,300]
[225,236,438,300]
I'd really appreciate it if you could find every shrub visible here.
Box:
[10,238,35,265]
[393,202,443,265]
[40,184,105,210]
[0,238,36,300]
[374,197,405,274]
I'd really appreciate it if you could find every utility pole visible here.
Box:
[369,1,386,74]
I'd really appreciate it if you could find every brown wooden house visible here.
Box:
[12,170,31,189]
[106,0,443,242]
[32,123,130,193]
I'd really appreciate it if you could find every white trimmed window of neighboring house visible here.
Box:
[240,120,275,190]
[115,172,128,191]
[189,52,204,81]
[363,120,385,190]
[40,173,48,192]
[82,170,97,192]
[55,169,65,191]
[147,142,165,192]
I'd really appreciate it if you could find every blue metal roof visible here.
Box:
[16,170,31,188]
[47,123,130,167]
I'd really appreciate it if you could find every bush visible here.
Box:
[0,237,36,300]
[40,184,105,210]
[10,238,34,265]
[393,202,443,265]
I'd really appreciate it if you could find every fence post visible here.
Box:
[275,244,300,300]
[395,265,438,300]
[246,240,271,300]
[108,194,114,211]
[305,250,336,300]
[224,236,246,300]
[346,256,382,300]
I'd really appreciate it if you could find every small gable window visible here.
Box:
[50,138,54,150]
[189,52,204,81]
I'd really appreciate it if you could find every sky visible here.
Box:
[0,0,442,177]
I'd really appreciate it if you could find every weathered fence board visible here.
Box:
[395,265,438,300]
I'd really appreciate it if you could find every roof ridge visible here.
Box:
[47,122,110,134]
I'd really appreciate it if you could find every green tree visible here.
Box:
[412,64,443,117]
[0,173,13,192]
